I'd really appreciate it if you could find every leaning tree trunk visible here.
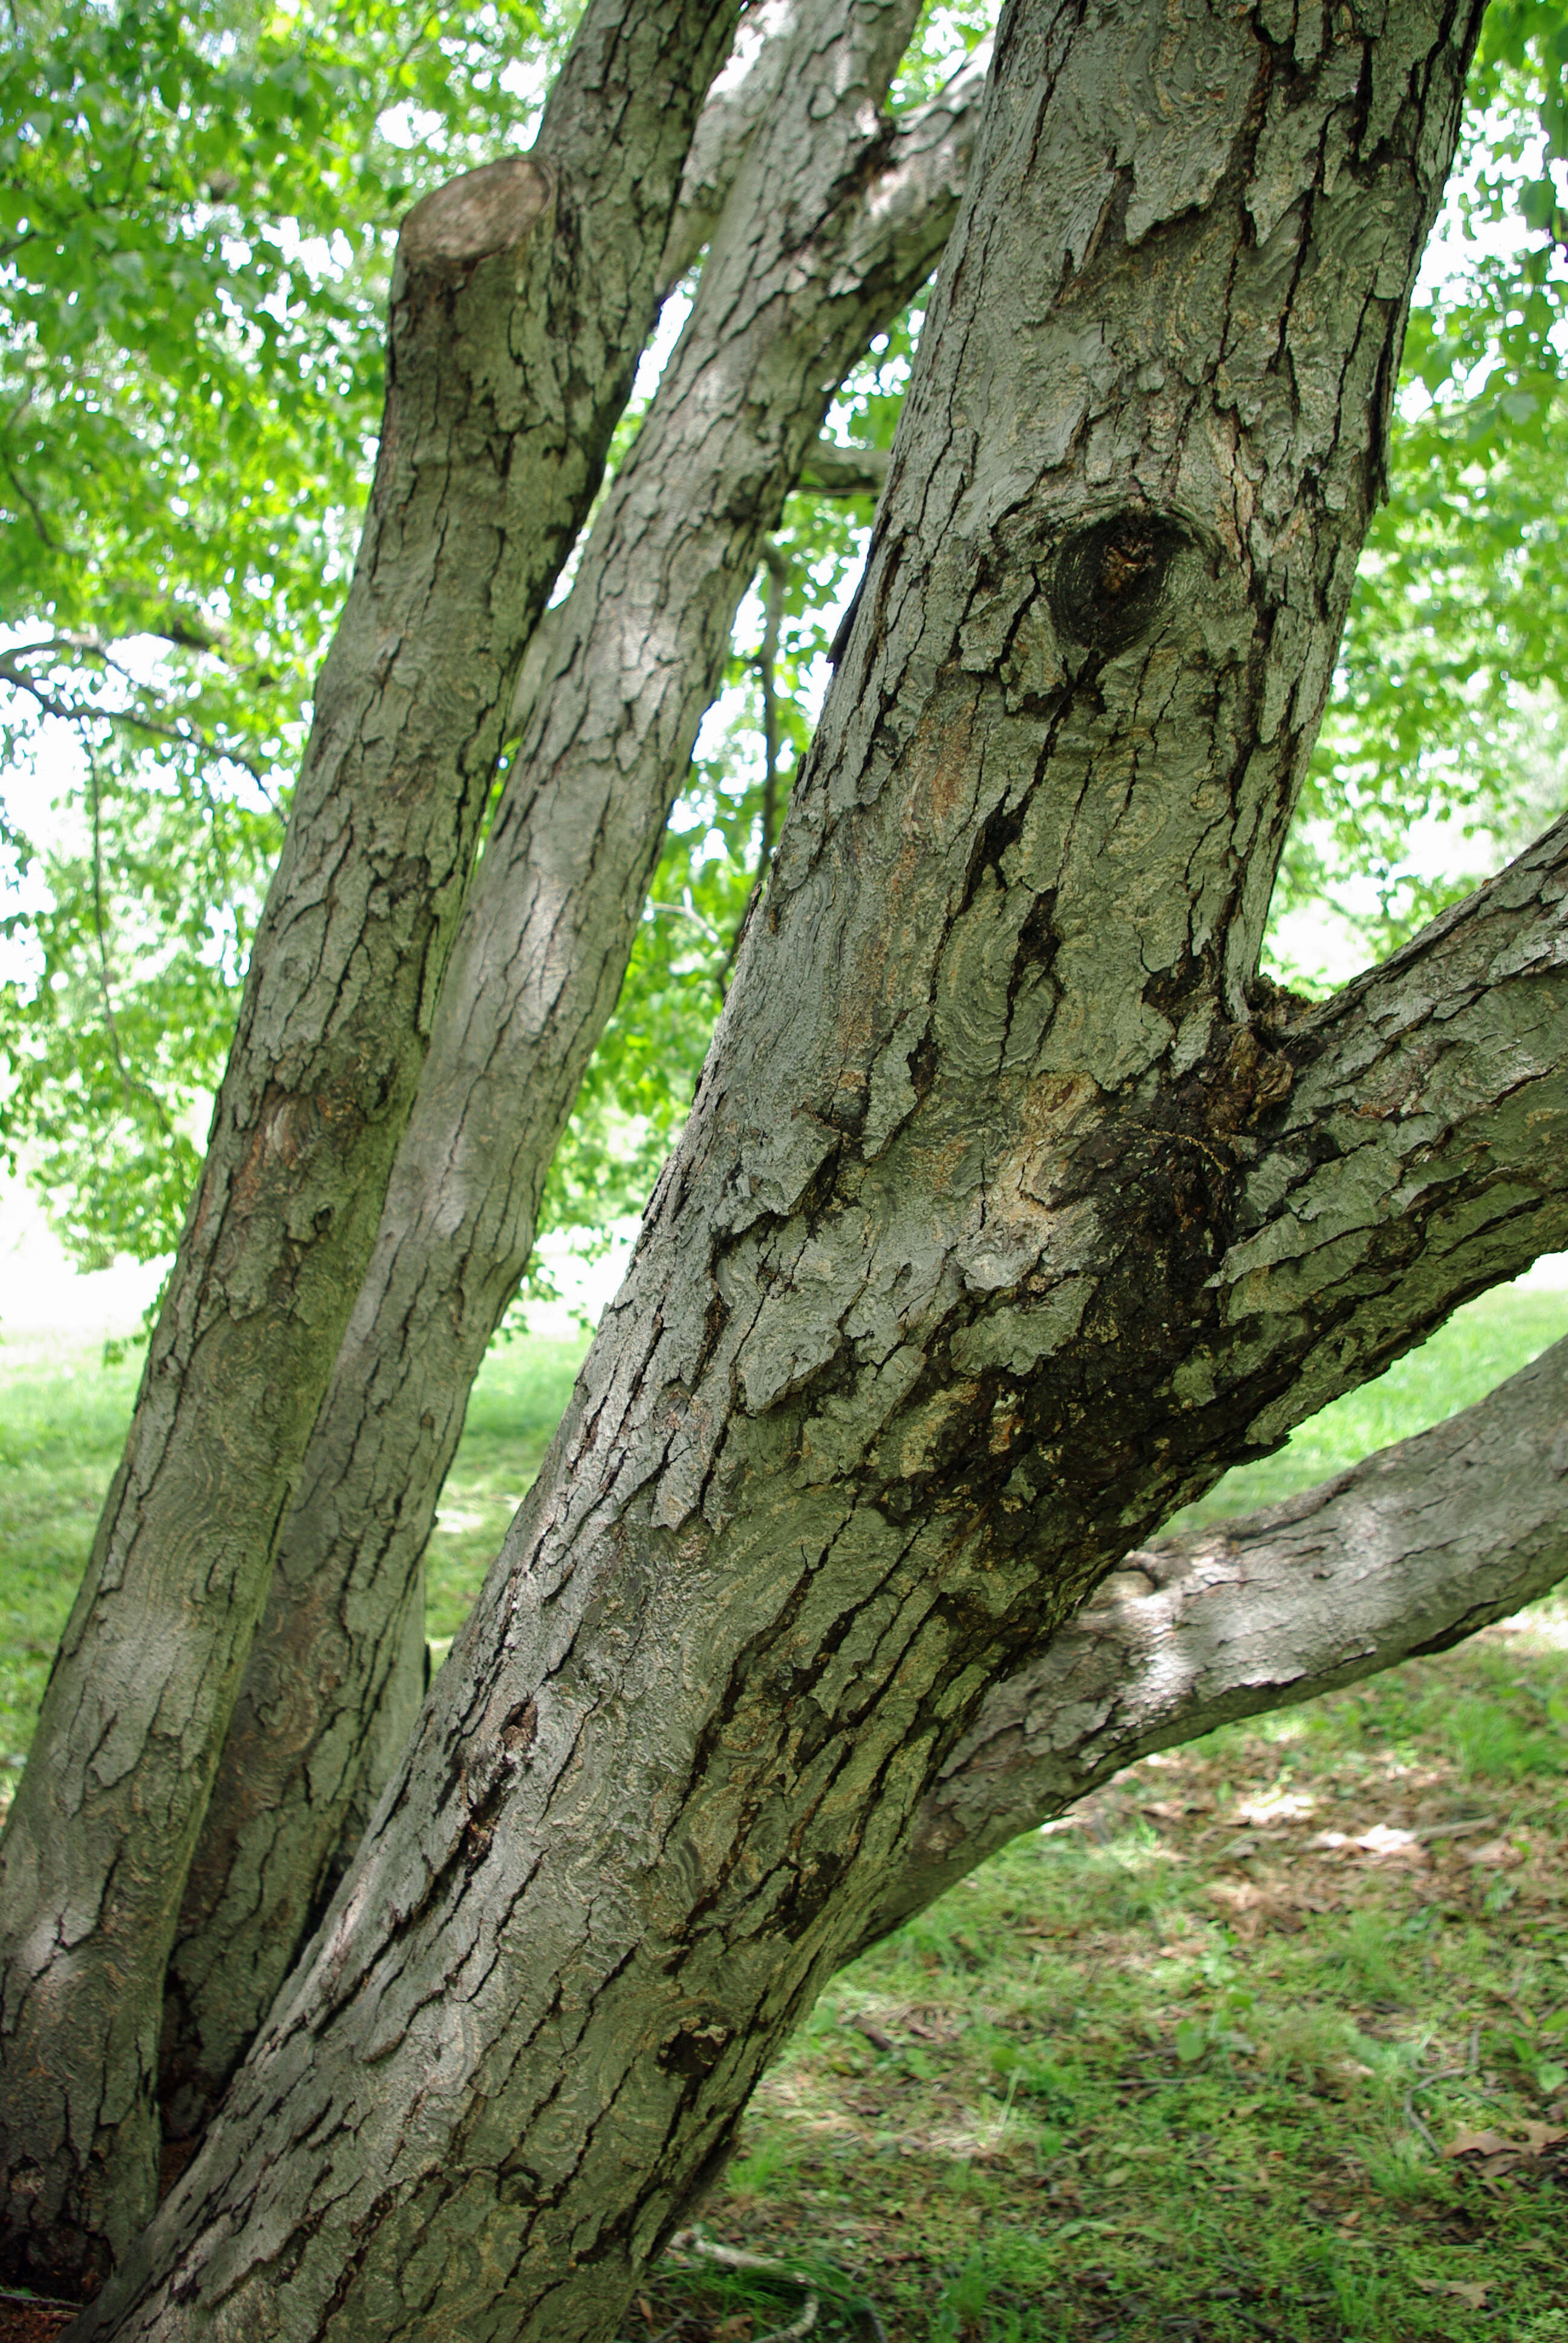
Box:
[76,0,1564,2336]
[158,2,991,2141]
[0,0,743,2292]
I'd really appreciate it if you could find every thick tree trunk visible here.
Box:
[878,1328,1568,1936]
[0,0,741,2292]
[72,2,1527,2336]
[158,0,988,2138]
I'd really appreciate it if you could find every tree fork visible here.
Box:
[878,1329,1568,1938]
[71,0,1522,2335]
[0,0,742,2292]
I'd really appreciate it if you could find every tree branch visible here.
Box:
[874,1332,1568,1935]
[1203,813,1568,1461]
[161,0,986,2150]
[0,637,272,784]
[796,442,889,495]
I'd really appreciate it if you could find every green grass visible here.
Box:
[0,1329,146,1761]
[2,1285,1566,2341]
[423,1330,589,1643]
[639,1598,1568,2343]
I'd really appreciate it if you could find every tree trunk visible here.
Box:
[158,0,987,2139]
[73,1,1535,2335]
[0,0,742,2292]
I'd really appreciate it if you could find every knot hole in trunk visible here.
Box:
[1048,511,1186,653]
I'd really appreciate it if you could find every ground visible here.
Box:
[1,1289,1563,2343]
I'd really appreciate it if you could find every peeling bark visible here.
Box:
[877,1330,1568,1936]
[158,0,987,2140]
[0,0,741,2292]
[71,3,1526,2338]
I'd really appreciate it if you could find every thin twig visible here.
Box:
[649,896,724,948]
[754,2297,817,2343]
[0,640,269,783]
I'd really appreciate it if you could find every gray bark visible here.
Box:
[74,2,1522,2338]
[0,0,741,2292]
[156,5,987,2141]
[883,1329,1568,1935]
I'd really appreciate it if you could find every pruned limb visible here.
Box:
[160,0,988,2141]
[0,0,743,2291]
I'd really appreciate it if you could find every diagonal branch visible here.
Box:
[874,1332,1568,1936]
[1201,814,1568,1465]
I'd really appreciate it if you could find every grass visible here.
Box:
[1,1284,1566,2339]
[422,1330,589,1645]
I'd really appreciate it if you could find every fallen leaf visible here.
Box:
[1354,1824,1426,1861]
[1445,2122,1564,2163]
[1415,2279,1491,2308]
[1444,2128,1516,2159]
[1465,1838,1523,1869]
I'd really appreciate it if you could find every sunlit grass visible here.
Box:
[644,1610,1567,2338]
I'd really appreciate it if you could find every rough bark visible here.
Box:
[877,1329,1568,1936]
[72,2,1519,2338]
[157,2,987,2140]
[0,0,742,2292]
